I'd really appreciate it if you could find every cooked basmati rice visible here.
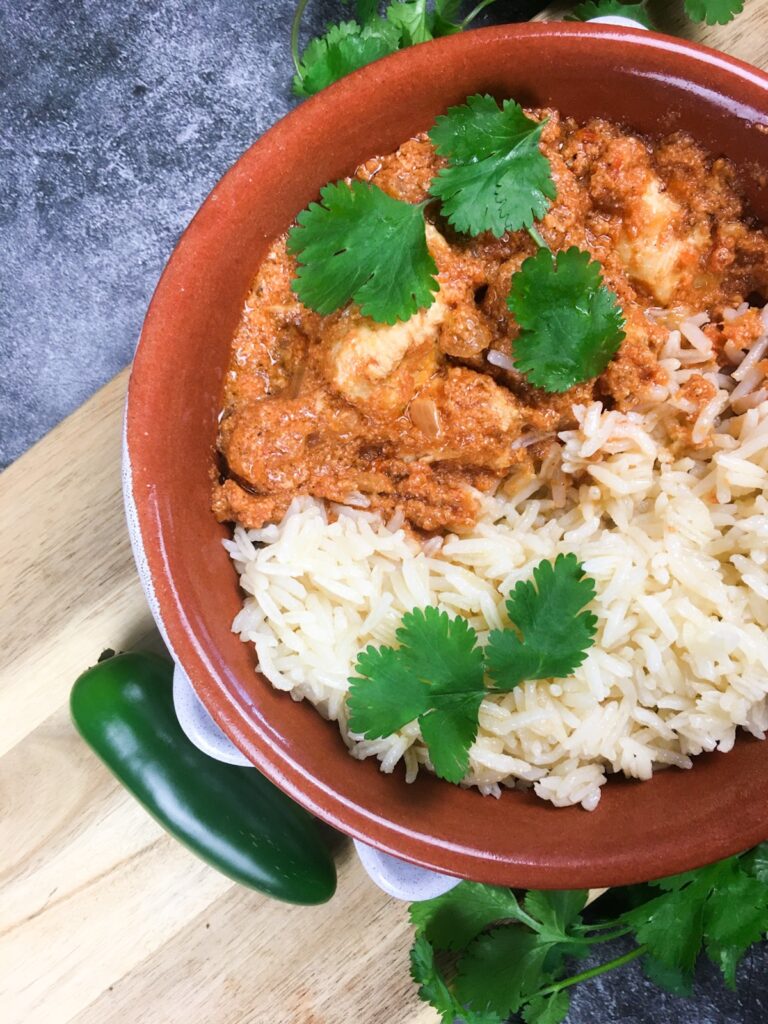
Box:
[224,310,768,810]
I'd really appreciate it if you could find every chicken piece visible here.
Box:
[407,366,524,471]
[218,396,322,493]
[632,132,768,310]
[321,299,446,417]
[615,177,710,307]
[579,131,709,307]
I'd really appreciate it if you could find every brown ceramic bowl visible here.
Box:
[125,23,768,889]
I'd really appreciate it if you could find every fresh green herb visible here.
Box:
[567,0,655,29]
[286,179,438,324]
[429,94,557,237]
[411,933,497,1024]
[508,246,626,392]
[348,606,486,783]
[684,0,744,25]
[625,857,768,989]
[291,1,494,98]
[408,844,768,1023]
[387,0,440,44]
[486,555,596,689]
[355,0,383,22]
[292,18,401,98]
[347,555,596,783]
[430,0,466,34]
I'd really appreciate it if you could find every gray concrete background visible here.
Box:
[1,0,765,1019]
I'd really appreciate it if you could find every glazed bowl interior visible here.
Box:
[126,23,768,889]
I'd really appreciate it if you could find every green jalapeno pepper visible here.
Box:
[70,651,336,904]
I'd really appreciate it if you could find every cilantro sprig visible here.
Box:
[508,247,626,393]
[347,554,596,783]
[429,94,557,237]
[291,1,498,98]
[286,180,438,324]
[409,846,768,1023]
[348,607,486,783]
[486,555,597,687]
[292,18,400,98]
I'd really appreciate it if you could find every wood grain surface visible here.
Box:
[2,8,767,1023]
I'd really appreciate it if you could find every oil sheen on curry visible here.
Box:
[212,110,768,533]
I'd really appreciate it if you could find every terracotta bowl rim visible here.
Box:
[125,22,768,888]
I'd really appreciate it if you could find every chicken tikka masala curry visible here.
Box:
[212,110,768,532]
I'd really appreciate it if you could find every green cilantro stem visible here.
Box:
[534,944,648,999]
[527,224,547,249]
[460,0,500,29]
[585,917,637,932]
[410,847,768,1019]
[582,925,634,944]
[291,0,312,77]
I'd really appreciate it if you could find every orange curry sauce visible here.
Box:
[212,111,768,532]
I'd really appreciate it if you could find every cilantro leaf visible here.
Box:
[522,991,571,1024]
[347,606,485,782]
[348,643,431,736]
[396,604,486,692]
[568,0,655,29]
[387,0,432,44]
[455,925,558,1018]
[642,955,694,997]
[287,180,438,324]
[395,608,487,781]
[410,934,460,1024]
[743,842,768,883]
[353,0,380,23]
[508,246,625,392]
[429,94,557,237]
[293,2,470,97]
[700,860,768,986]
[410,882,528,950]
[410,935,499,1024]
[523,889,589,942]
[684,0,744,25]
[486,554,596,690]
[348,558,596,782]
[292,19,400,98]
[410,934,465,1024]
[625,885,705,976]
[626,858,768,987]
[419,694,483,782]
[709,945,746,991]
[429,0,464,35]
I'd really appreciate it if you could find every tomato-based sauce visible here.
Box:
[212,111,768,532]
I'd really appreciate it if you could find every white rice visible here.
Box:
[225,310,768,810]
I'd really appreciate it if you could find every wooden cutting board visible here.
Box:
[3,8,768,1023]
